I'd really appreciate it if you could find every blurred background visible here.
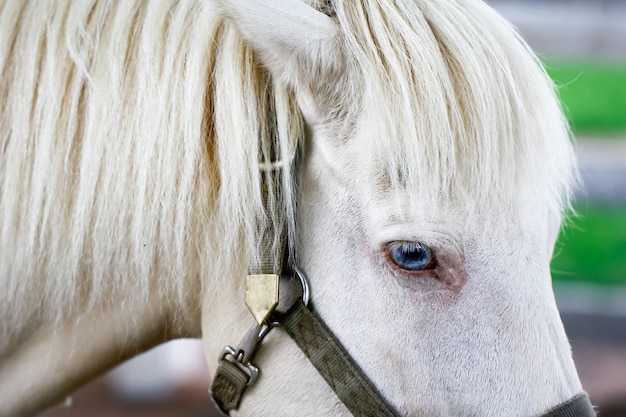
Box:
[40,1,626,416]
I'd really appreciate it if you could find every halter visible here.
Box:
[209,142,595,417]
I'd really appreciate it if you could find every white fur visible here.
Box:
[0,0,583,416]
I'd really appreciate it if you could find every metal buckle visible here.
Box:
[218,346,261,386]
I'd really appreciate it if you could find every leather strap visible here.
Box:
[211,359,251,412]
[282,299,401,417]
[210,131,289,413]
[252,164,287,275]
[541,393,595,417]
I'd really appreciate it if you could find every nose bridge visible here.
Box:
[462,232,579,376]
[458,225,560,333]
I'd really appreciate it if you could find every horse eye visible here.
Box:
[386,241,435,271]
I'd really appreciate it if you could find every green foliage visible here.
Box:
[543,59,626,135]
[552,204,626,286]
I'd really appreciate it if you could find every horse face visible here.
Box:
[205,1,583,415]
[293,118,578,416]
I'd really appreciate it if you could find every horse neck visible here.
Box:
[0,292,199,417]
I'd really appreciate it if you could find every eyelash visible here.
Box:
[384,241,436,272]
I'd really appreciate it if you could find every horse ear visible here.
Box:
[212,0,342,90]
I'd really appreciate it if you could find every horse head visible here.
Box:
[0,1,591,416]
[203,1,586,416]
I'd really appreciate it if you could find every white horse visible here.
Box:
[0,0,592,416]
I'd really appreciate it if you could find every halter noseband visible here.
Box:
[209,146,595,417]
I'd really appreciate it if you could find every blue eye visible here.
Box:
[386,241,434,271]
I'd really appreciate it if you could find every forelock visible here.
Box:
[328,0,576,219]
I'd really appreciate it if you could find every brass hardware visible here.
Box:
[245,274,279,325]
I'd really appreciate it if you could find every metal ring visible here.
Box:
[293,266,310,306]
[268,266,310,326]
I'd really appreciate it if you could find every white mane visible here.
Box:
[0,0,301,352]
[0,0,576,355]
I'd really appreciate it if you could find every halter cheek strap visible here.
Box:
[281,299,400,417]
[210,292,401,416]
